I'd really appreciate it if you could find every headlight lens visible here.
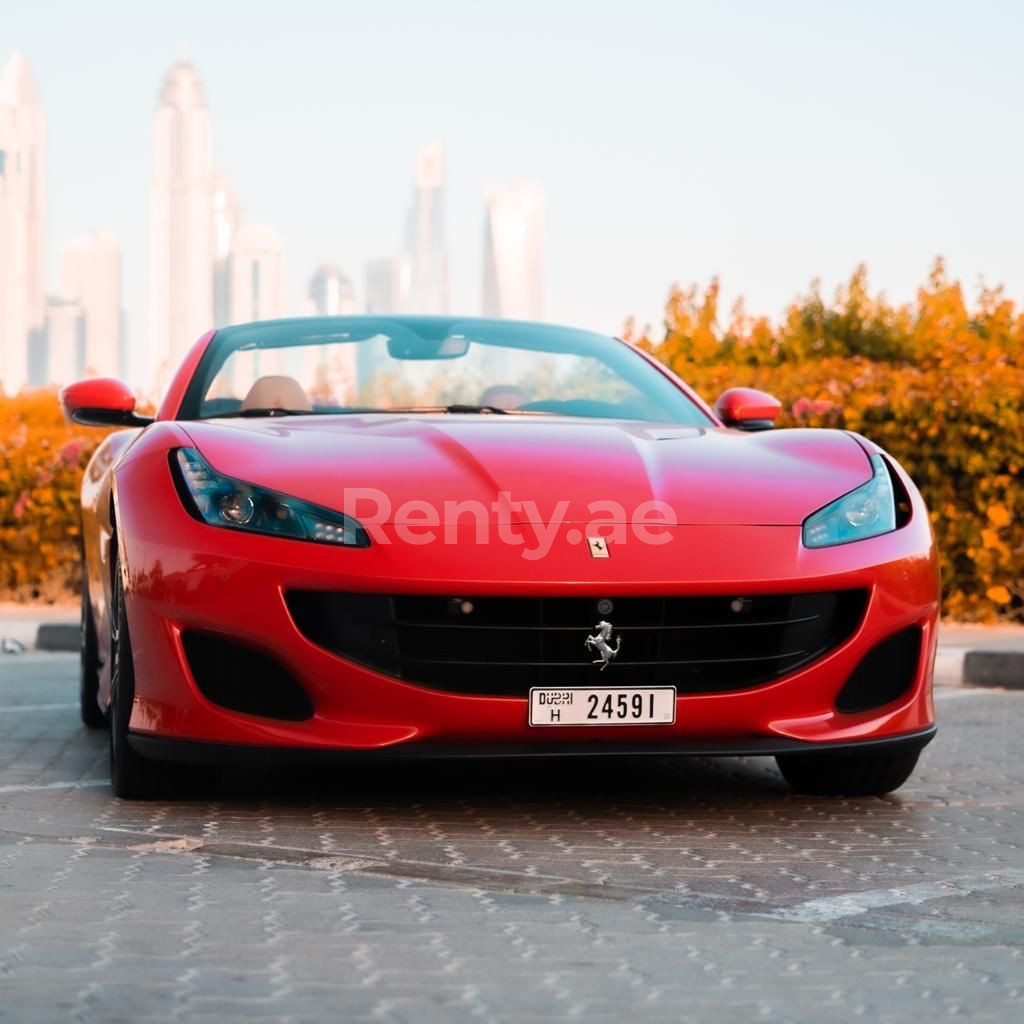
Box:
[802,454,897,548]
[174,448,369,547]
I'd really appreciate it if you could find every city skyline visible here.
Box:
[0,52,550,393]
[0,52,45,394]
[2,1,1022,393]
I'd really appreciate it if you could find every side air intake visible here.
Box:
[182,632,314,721]
[835,627,922,714]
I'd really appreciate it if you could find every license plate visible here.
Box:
[528,687,677,727]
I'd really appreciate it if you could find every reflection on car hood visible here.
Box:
[179,415,872,526]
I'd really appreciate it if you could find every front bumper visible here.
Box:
[114,447,940,758]
[130,725,938,766]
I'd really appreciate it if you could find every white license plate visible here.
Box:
[528,687,677,727]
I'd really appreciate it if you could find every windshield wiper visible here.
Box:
[444,404,508,415]
[208,405,553,419]
[214,408,316,418]
[383,404,550,416]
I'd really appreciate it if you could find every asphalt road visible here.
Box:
[1,655,1022,1023]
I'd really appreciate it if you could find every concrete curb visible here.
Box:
[1,618,78,654]
[0,606,78,653]
[35,622,80,652]
[964,651,1024,691]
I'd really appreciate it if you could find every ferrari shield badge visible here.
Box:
[587,536,610,558]
[584,620,621,670]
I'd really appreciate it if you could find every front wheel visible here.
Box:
[109,549,170,799]
[776,747,921,797]
[79,566,106,729]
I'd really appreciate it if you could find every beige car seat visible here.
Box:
[240,375,313,412]
[479,384,528,410]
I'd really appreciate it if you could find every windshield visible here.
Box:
[180,317,711,426]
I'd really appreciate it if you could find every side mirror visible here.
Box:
[59,378,153,428]
[714,387,781,431]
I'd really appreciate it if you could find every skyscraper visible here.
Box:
[212,170,240,327]
[231,225,285,324]
[308,264,357,316]
[214,225,286,391]
[149,61,214,389]
[359,258,397,398]
[43,297,84,385]
[364,258,398,314]
[0,52,46,395]
[400,141,447,314]
[60,231,121,377]
[482,180,544,321]
[301,265,358,401]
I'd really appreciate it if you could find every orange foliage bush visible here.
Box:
[0,391,108,603]
[631,259,1023,622]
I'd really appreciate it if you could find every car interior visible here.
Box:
[240,375,313,413]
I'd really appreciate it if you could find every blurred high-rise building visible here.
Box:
[43,297,84,385]
[212,171,240,327]
[0,52,46,395]
[399,141,447,314]
[149,61,214,388]
[354,258,397,396]
[231,225,285,324]
[221,225,285,389]
[365,258,398,314]
[308,264,357,316]
[299,265,358,401]
[60,231,121,377]
[482,180,544,321]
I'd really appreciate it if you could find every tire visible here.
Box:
[79,565,107,729]
[108,547,210,800]
[775,747,921,797]
[109,547,171,799]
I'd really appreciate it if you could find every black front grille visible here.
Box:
[286,590,868,697]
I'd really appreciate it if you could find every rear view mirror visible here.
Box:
[59,378,154,428]
[714,387,781,431]
[386,333,470,360]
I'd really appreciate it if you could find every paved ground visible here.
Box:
[0,656,1022,1023]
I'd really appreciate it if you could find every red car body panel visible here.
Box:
[77,324,938,761]
[177,416,875,528]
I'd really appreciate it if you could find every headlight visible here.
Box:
[802,454,896,548]
[173,448,369,547]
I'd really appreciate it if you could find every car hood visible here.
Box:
[179,415,872,526]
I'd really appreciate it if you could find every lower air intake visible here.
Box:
[182,631,314,721]
[835,627,923,713]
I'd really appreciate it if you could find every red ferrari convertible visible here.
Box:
[61,317,938,799]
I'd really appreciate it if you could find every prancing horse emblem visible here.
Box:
[585,620,621,671]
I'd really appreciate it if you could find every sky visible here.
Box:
[4,0,1022,373]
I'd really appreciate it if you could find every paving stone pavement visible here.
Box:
[1,655,1022,1023]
